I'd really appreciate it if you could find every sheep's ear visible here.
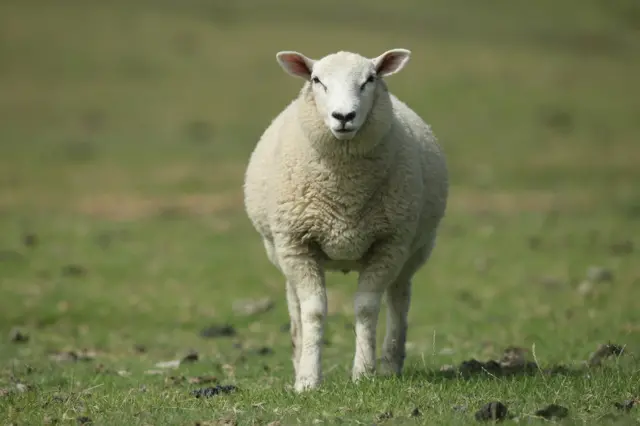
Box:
[372,49,411,77]
[276,51,315,80]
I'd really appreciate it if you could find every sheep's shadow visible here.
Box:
[402,359,590,384]
[397,344,627,383]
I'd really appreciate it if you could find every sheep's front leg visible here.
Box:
[378,275,411,376]
[277,243,326,392]
[352,241,408,382]
[294,272,327,392]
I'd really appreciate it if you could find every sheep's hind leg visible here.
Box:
[352,290,384,381]
[378,276,411,376]
[352,241,409,382]
[286,280,302,377]
[379,242,433,376]
[264,238,305,387]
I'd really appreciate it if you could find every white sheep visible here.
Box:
[243,48,449,392]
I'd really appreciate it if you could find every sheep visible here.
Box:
[243,48,449,392]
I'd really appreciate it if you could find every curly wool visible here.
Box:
[245,79,448,269]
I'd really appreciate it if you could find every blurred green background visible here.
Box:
[1,0,639,423]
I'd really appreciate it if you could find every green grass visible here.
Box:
[1,0,640,424]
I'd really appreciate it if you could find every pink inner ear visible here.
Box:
[376,52,405,74]
[282,54,311,76]
[377,53,404,74]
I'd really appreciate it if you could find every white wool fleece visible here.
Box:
[243,49,449,392]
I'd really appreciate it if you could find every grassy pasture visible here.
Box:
[1,0,640,424]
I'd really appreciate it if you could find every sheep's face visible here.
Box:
[276,49,411,141]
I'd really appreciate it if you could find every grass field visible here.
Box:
[1,0,640,424]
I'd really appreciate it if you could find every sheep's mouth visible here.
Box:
[331,128,357,140]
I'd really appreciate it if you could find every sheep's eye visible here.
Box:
[361,75,375,90]
[312,76,321,84]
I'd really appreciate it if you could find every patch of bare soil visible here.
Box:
[75,192,242,221]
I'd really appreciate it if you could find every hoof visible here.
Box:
[377,357,402,376]
[294,376,320,392]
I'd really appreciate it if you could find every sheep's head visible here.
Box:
[276,49,411,141]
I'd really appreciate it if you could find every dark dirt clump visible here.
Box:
[181,350,199,363]
[133,344,146,353]
[456,346,538,378]
[9,328,29,343]
[535,404,569,420]
[610,240,633,255]
[61,264,88,277]
[200,324,236,338]
[588,343,625,366]
[255,346,273,356]
[475,401,508,422]
[614,399,638,412]
[376,411,393,421]
[191,384,237,398]
[22,233,38,248]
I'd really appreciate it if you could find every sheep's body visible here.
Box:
[243,49,448,392]
[245,90,447,271]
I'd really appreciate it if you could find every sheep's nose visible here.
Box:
[332,111,356,123]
